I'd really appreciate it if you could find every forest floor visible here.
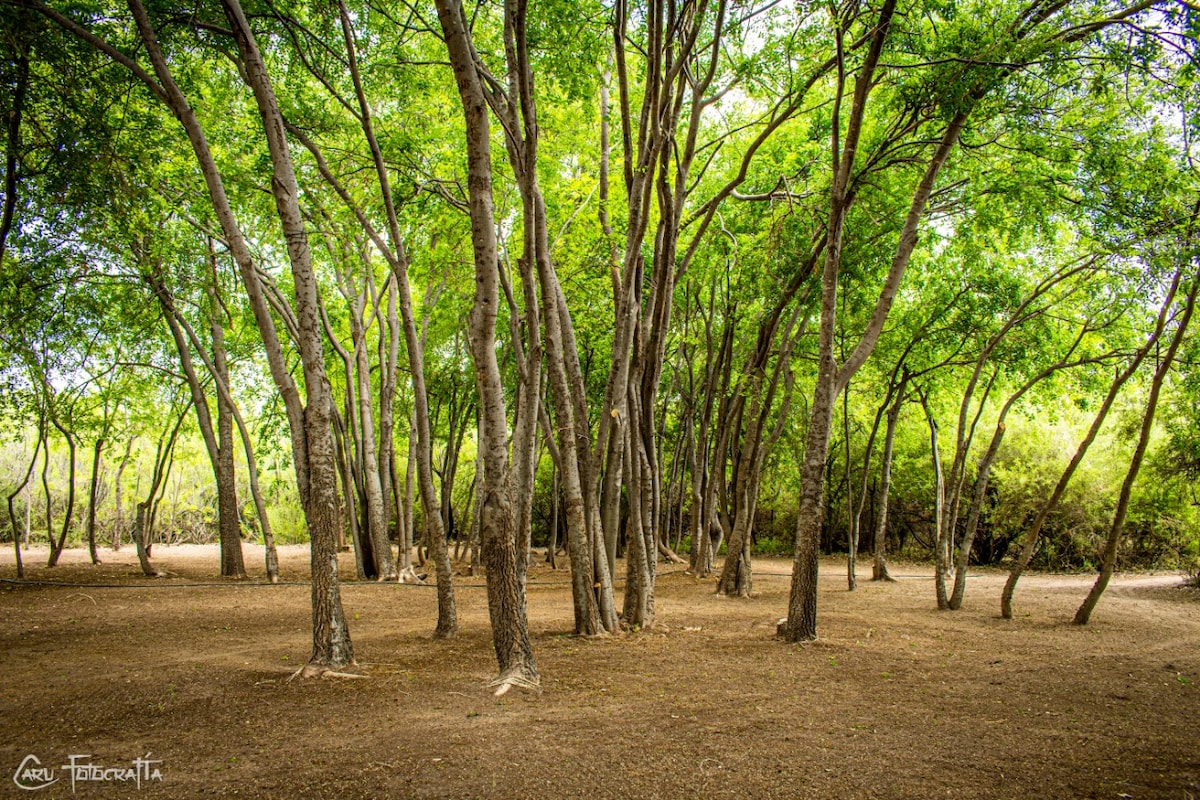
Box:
[1,544,1198,799]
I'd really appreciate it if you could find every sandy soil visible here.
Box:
[1,543,1197,799]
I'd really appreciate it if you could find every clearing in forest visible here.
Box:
[1,545,1198,799]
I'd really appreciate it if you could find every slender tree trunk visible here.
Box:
[1001,271,1180,617]
[6,425,41,579]
[351,294,397,580]
[402,423,416,570]
[872,378,905,582]
[40,432,52,549]
[112,435,132,551]
[333,0,454,629]
[486,12,614,631]
[85,436,104,565]
[133,403,187,577]
[844,384,858,591]
[437,0,537,690]
[922,393,951,609]
[46,414,76,568]
[210,284,247,580]
[1074,267,1198,624]
[148,269,246,578]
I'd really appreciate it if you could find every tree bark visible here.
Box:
[45,409,76,568]
[85,436,104,565]
[111,435,132,550]
[6,423,41,579]
[329,0,455,628]
[921,392,951,609]
[436,0,537,690]
[1074,264,1198,625]
[146,269,246,579]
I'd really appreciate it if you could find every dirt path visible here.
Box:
[1,545,1197,799]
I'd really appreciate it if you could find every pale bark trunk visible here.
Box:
[922,394,950,610]
[379,281,401,539]
[352,293,397,580]
[112,435,132,550]
[331,1,455,627]
[45,413,76,568]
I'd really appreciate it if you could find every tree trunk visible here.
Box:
[148,269,246,579]
[6,425,41,579]
[111,0,353,668]
[921,392,951,609]
[219,0,352,667]
[872,377,906,582]
[437,0,537,690]
[332,0,454,627]
[1074,264,1197,625]
[46,414,76,568]
[844,385,857,591]
[111,435,133,551]
[351,290,397,581]
[85,436,104,565]
[784,23,968,637]
[210,280,247,580]
[1000,295,1175,618]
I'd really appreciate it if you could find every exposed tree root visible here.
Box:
[286,663,368,682]
[488,667,540,697]
[657,542,686,564]
[397,566,427,584]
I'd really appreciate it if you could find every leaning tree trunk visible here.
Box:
[45,412,76,568]
[949,343,1095,609]
[1074,264,1197,625]
[1000,280,1176,618]
[110,0,354,669]
[148,268,245,579]
[6,424,41,579]
[872,376,906,582]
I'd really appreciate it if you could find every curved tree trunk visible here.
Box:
[1075,264,1197,625]
[6,424,41,580]
[1000,268,1180,618]
[45,413,76,568]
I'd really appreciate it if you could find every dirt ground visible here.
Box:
[1,544,1197,799]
